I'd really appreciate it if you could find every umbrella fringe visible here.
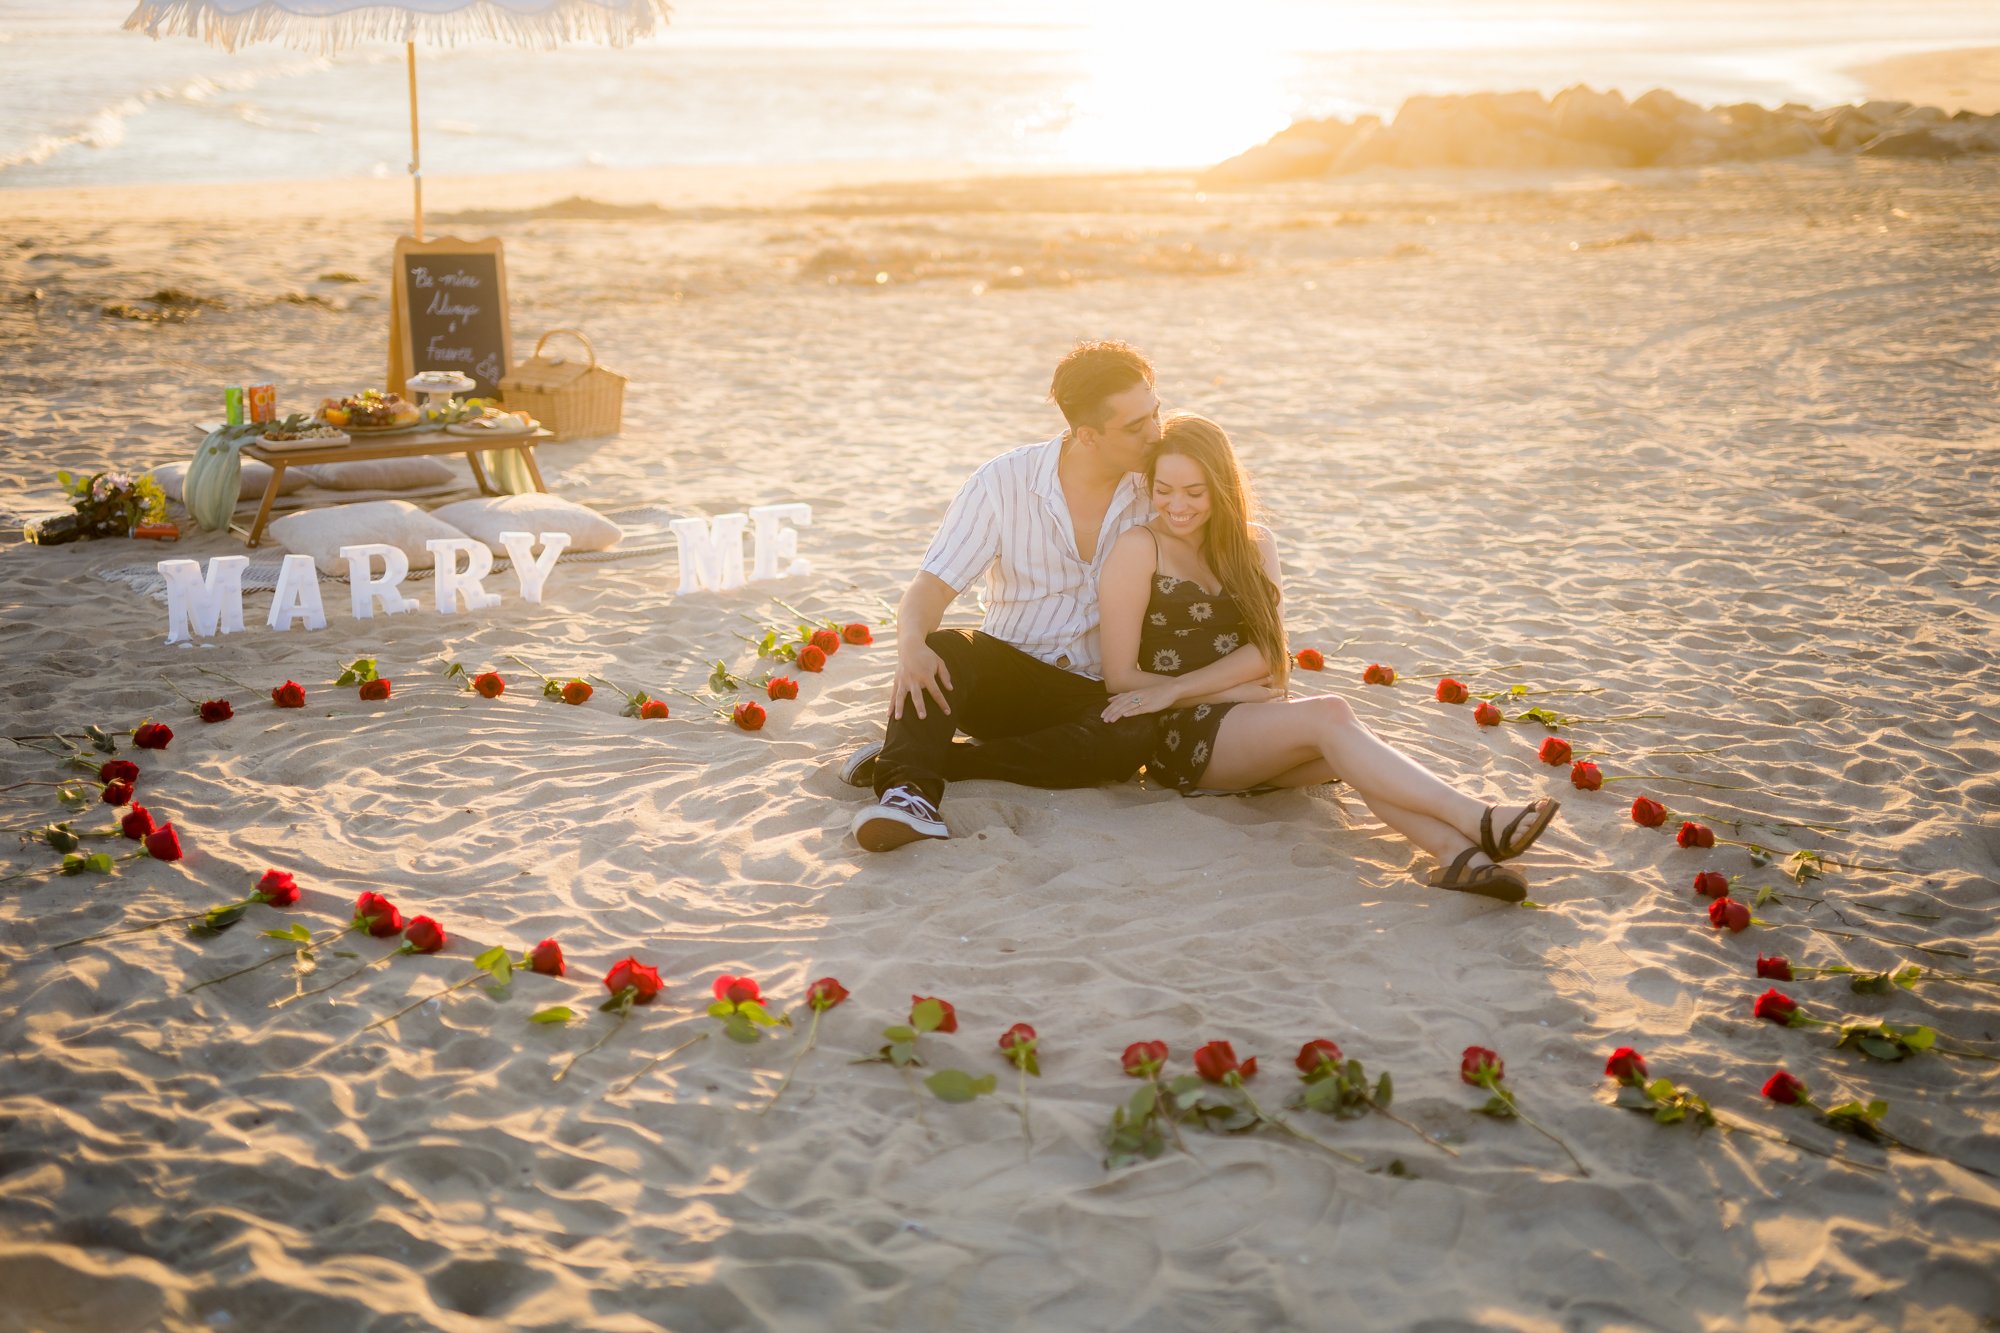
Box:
[123,0,674,54]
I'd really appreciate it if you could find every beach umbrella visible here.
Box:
[123,0,673,239]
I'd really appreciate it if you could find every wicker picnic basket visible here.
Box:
[499,328,626,440]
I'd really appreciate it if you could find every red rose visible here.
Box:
[733,701,767,731]
[133,722,173,750]
[1295,1038,1344,1073]
[403,915,447,953]
[605,957,663,1004]
[101,779,134,807]
[143,823,182,863]
[998,1022,1036,1053]
[272,680,306,708]
[639,699,671,720]
[529,938,566,976]
[1708,898,1751,932]
[910,994,958,1033]
[713,974,764,1007]
[1753,988,1799,1025]
[358,678,392,701]
[1473,701,1502,727]
[255,869,299,906]
[810,628,842,657]
[1538,737,1572,766]
[1192,1040,1255,1084]
[766,676,799,701]
[1121,1040,1169,1077]
[353,891,403,937]
[1361,663,1396,686]
[1693,871,1730,899]
[1761,1070,1808,1105]
[1570,761,1603,791]
[1676,821,1715,849]
[1294,648,1325,672]
[99,759,140,784]
[1603,1046,1648,1085]
[1630,797,1667,828]
[560,680,592,706]
[806,977,849,1011]
[473,671,505,699]
[1756,954,1793,981]
[1435,678,1469,704]
[1461,1045,1503,1085]
[120,804,155,840]
[797,644,827,673]
[199,699,233,723]
[842,623,873,645]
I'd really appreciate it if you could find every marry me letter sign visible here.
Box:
[156,504,812,644]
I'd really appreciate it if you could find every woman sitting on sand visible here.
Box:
[1096,413,1558,902]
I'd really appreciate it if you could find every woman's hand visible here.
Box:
[1101,682,1178,723]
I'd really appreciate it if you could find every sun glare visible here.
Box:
[1059,0,1295,167]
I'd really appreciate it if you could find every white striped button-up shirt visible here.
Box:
[920,434,1152,680]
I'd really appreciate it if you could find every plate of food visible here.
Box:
[318,390,423,434]
[257,414,350,450]
[444,409,539,437]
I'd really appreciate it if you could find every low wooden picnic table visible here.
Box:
[232,426,552,547]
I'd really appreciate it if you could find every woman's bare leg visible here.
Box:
[1199,696,1505,862]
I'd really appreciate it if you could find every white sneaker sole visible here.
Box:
[850,804,948,852]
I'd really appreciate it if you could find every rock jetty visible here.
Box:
[1202,86,2000,185]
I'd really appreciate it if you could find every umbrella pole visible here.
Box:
[406,39,423,240]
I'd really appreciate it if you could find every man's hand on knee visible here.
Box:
[892,639,953,721]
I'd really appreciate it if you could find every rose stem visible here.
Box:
[1239,1083,1366,1166]
[54,897,255,950]
[759,1007,824,1115]
[1600,775,1752,791]
[271,944,405,1008]
[1015,1063,1033,1159]
[773,598,829,628]
[186,925,348,993]
[553,1005,632,1084]
[1714,1115,1884,1174]
[1791,925,1969,959]
[360,967,488,1033]
[504,654,555,686]
[1363,1093,1460,1156]
[1511,1103,1591,1177]
[607,1031,711,1097]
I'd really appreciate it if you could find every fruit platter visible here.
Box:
[257,413,350,450]
[317,390,422,434]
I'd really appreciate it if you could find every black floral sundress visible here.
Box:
[1138,570,1249,793]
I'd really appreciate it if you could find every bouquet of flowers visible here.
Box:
[28,470,168,545]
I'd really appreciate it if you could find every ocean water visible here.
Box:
[3,0,1997,188]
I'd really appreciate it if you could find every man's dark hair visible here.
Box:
[1049,340,1155,430]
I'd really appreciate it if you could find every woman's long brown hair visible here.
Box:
[1149,414,1289,689]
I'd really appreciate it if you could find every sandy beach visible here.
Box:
[4,63,2000,1332]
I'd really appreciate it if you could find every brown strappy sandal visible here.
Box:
[1479,798,1560,863]
[1426,848,1529,904]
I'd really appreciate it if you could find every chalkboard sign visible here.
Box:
[389,236,511,400]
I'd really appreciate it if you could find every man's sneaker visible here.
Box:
[838,741,883,789]
[851,785,948,852]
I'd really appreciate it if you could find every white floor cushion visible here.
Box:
[300,456,458,491]
[430,494,622,553]
[268,501,472,575]
[152,458,307,503]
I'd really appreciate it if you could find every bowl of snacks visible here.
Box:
[319,390,422,434]
[258,413,350,450]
